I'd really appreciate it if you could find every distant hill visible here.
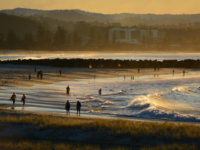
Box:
[0,8,48,15]
[73,9,200,22]
[1,8,200,26]
[0,13,39,36]
[42,10,98,22]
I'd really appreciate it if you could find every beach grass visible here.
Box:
[0,115,200,140]
[0,141,197,150]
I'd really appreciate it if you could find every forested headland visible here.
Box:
[1,11,200,51]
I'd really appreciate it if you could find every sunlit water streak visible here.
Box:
[2,71,200,122]
[1,52,200,61]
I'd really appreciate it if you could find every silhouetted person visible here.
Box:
[40,70,43,80]
[21,94,26,106]
[66,86,70,94]
[99,89,102,95]
[138,68,140,74]
[173,70,174,75]
[183,70,185,76]
[28,72,31,80]
[76,101,81,116]
[37,71,40,79]
[59,69,61,76]
[10,92,16,105]
[154,67,156,72]
[65,100,70,115]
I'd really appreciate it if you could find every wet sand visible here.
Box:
[0,64,194,88]
[0,64,198,121]
[1,64,200,148]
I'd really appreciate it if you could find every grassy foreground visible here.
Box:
[0,141,197,150]
[1,115,200,139]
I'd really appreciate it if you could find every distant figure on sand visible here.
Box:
[154,67,156,72]
[37,71,40,79]
[66,86,70,94]
[28,72,31,80]
[138,68,140,74]
[21,94,26,106]
[65,100,70,115]
[76,101,81,116]
[10,92,16,105]
[59,69,61,76]
[183,70,185,76]
[40,70,43,80]
[99,89,102,95]
[173,70,174,75]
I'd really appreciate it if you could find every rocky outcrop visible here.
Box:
[0,58,199,68]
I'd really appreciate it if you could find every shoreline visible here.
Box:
[0,64,200,149]
[0,105,200,149]
[0,64,199,124]
[0,64,193,88]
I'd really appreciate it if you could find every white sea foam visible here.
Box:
[137,107,200,121]
[126,96,153,108]
[77,95,114,105]
[102,89,126,96]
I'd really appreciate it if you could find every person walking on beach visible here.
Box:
[37,71,40,79]
[40,70,43,80]
[59,69,62,76]
[28,72,31,80]
[173,70,174,75]
[99,88,102,95]
[138,68,140,74]
[76,101,81,116]
[183,70,185,76]
[154,67,156,72]
[21,94,26,106]
[66,86,70,94]
[65,100,70,115]
[10,92,16,105]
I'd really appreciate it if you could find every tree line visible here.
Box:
[1,21,200,50]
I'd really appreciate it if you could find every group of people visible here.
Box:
[10,91,82,116]
[37,70,43,80]
[10,93,26,106]
[28,67,44,80]
[65,100,81,116]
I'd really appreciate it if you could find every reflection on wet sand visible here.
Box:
[1,70,200,122]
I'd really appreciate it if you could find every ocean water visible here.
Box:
[1,52,200,61]
[2,71,200,122]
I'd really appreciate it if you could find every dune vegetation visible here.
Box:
[0,141,197,150]
[1,115,200,140]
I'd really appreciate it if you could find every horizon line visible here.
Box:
[1,7,200,16]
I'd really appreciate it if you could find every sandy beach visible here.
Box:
[0,64,199,149]
[0,64,194,87]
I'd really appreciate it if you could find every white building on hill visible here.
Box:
[109,27,166,43]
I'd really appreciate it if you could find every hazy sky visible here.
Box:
[0,0,200,14]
